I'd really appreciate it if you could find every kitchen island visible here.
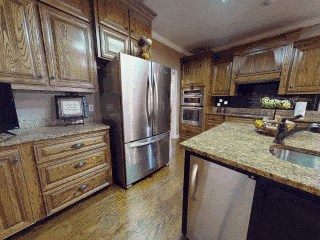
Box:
[180,122,320,240]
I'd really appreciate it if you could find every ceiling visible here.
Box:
[143,0,320,53]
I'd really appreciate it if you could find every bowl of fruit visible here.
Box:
[254,116,295,136]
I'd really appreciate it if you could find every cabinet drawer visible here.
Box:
[205,121,221,130]
[43,167,111,215]
[180,125,202,139]
[34,131,108,163]
[38,148,110,191]
[206,114,224,122]
[225,116,254,124]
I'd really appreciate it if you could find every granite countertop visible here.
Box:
[206,112,320,123]
[206,112,266,119]
[180,122,320,197]
[0,123,110,147]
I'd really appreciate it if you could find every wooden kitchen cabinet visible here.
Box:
[99,25,130,60]
[39,3,97,89]
[129,9,152,40]
[180,124,202,140]
[211,62,232,96]
[39,0,91,22]
[97,0,130,35]
[181,57,211,88]
[230,44,293,95]
[0,0,48,86]
[94,0,156,60]
[0,149,34,240]
[285,36,320,94]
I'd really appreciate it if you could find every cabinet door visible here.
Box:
[286,37,320,94]
[0,0,48,85]
[39,3,97,89]
[129,9,152,40]
[39,0,90,22]
[181,61,194,88]
[0,149,34,239]
[97,0,129,35]
[99,25,130,60]
[212,62,232,96]
[130,39,139,57]
[234,46,290,83]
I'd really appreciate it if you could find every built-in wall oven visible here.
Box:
[181,87,204,127]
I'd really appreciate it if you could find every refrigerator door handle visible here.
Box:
[190,164,199,200]
[128,132,168,148]
[153,73,159,126]
[146,76,152,128]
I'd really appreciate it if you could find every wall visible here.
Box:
[13,90,101,129]
[151,39,184,72]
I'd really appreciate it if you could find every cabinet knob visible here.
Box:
[74,161,87,169]
[125,27,129,30]
[78,183,89,191]
[38,74,43,79]
[50,76,56,80]
[70,143,85,149]
[11,156,18,163]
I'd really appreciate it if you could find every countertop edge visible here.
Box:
[0,123,110,148]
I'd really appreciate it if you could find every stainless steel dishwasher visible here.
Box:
[186,155,256,240]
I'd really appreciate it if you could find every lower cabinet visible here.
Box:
[0,129,112,239]
[0,149,34,240]
[247,180,320,240]
[180,124,202,140]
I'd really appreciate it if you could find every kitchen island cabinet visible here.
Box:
[181,123,320,239]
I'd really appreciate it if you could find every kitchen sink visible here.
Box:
[270,148,320,170]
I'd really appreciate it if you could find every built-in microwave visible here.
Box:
[181,87,205,107]
[180,106,203,127]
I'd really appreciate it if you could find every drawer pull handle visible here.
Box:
[78,183,89,191]
[74,161,87,169]
[71,143,85,149]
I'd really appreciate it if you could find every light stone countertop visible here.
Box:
[180,122,320,197]
[0,123,110,147]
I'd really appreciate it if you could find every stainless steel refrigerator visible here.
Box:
[99,53,171,188]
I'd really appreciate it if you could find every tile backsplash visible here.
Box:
[13,90,101,129]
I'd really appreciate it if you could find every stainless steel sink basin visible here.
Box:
[270,148,320,170]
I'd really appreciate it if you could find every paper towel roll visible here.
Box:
[294,102,307,117]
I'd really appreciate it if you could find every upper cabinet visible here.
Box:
[285,37,320,94]
[181,57,211,88]
[99,25,130,60]
[97,0,130,35]
[94,0,156,61]
[129,9,152,40]
[39,0,91,22]
[230,44,293,95]
[211,62,232,96]
[0,0,48,86]
[39,3,97,89]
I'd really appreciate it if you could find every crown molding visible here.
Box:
[212,16,320,52]
[152,31,192,56]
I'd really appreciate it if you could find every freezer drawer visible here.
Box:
[124,132,170,186]
[187,155,256,240]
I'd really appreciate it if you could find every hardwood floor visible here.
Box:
[10,140,185,240]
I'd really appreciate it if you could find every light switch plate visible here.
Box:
[88,104,94,112]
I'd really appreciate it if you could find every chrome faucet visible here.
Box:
[274,115,320,144]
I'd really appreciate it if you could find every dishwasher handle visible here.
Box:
[190,164,199,200]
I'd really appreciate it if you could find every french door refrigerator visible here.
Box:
[99,53,171,188]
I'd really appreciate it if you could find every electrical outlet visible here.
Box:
[88,104,94,112]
